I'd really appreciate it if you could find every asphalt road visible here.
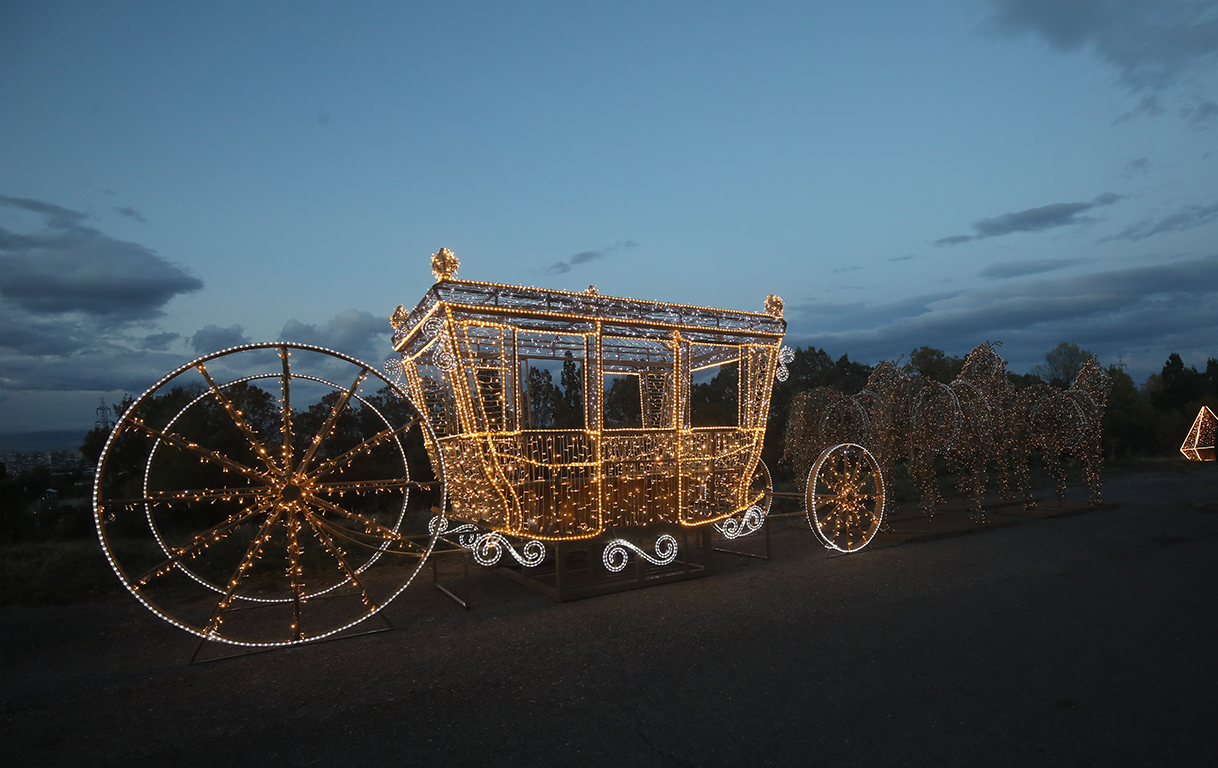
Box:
[4,464,1216,767]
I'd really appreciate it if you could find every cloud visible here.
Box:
[1123,157,1151,177]
[0,197,201,395]
[0,195,88,229]
[887,254,918,262]
[1103,201,1218,242]
[979,259,1084,279]
[114,206,146,223]
[1184,99,1218,128]
[985,1,1218,91]
[139,332,180,351]
[1114,94,1166,124]
[974,201,1095,237]
[280,309,388,361]
[985,0,1218,127]
[935,193,1122,245]
[190,324,250,354]
[785,255,1218,378]
[0,197,202,319]
[830,266,862,274]
[541,240,638,275]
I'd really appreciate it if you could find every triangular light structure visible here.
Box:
[1180,405,1217,461]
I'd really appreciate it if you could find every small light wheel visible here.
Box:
[806,443,885,552]
[92,343,445,648]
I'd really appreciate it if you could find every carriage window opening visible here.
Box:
[521,352,584,430]
[603,373,643,429]
[690,361,739,427]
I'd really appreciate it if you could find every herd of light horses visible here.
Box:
[783,342,1111,522]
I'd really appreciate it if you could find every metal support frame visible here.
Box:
[496,526,714,602]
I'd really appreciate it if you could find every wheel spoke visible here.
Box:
[307,494,424,551]
[127,418,270,483]
[297,366,371,473]
[312,478,419,494]
[203,508,283,636]
[302,511,379,612]
[196,362,281,473]
[310,420,416,480]
[285,509,305,641]
[306,512,427,556]
[102,487,265,506]
[133,501,269,586]
[280,345,294,472]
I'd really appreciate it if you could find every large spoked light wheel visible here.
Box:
[806,443,885,553]
[93,343,445,648]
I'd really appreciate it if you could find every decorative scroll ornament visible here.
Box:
[585,285,599,295]
[713,505,766,539]
[472,533,546,567]
[428,515,480,548]
[428,516,544,566]
[765,294,784,318]
[775,345,795,382]
[602,534,678,573]
[431,247,460,281]
[384,357,405,385]
[433,336,457,372]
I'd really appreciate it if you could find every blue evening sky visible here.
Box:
[2,0,1216,433]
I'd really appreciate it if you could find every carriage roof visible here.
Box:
[392,279,786,358]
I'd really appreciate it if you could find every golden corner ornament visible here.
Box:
[1181,405,1216,461]
[91,248,890,649]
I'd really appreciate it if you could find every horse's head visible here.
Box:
[1070,359,1111,410]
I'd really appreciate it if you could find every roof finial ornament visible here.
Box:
[765,294,784,318]
[431,247,460,281]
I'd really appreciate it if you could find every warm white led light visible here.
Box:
[93,342,447,648]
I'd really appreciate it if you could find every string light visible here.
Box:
[602,534,679,572]
[95,247,788,646]
[785,342,1111,537]
[389,248,786,553]
[1180,405,1216,461]
[93,342,447,648]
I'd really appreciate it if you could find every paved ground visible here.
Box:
[3,463,1216,767]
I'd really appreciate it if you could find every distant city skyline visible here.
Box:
[2,0,1216,433]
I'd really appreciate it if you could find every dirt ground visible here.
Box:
[3,462,1216,767]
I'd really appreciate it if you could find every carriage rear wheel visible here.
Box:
[92,343,444,648]
[806,443,885,552]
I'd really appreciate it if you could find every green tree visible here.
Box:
[1102,366,1161,457]
[905,346,964,383]
[556,351,584,428]
[603,375,642,428]
[691,362,738,427]
[1151,353,1217,412]
[1033,342,1096,387]
[525,366,561,428]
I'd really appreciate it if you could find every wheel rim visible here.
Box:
[93,343,445,647]
[806,443,885,552]
[750,459,773,517]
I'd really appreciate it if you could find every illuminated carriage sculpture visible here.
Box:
[93,250,886,649]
